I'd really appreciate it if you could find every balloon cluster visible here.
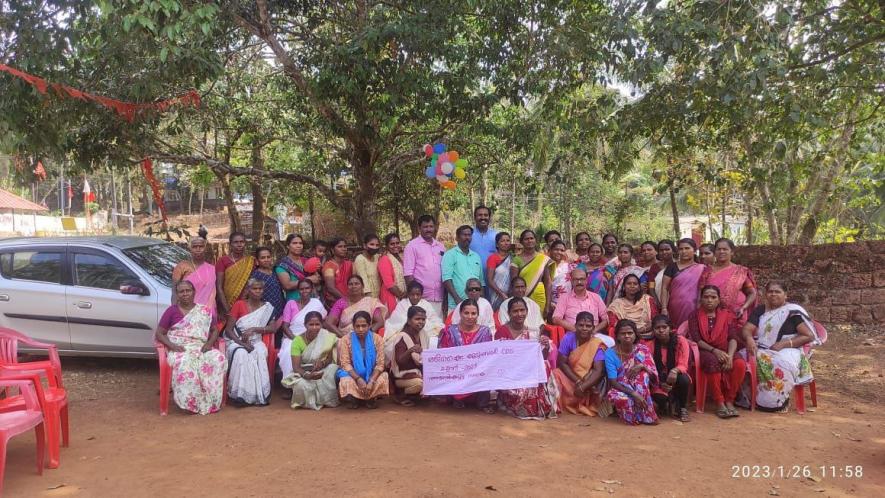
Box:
[423,143,467,190]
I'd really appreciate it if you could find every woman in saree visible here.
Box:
[276,234,311,302]
[700,238,757,324]
[654,239,676,302]
[155,280,226,415]
[686,285,747,418]
[650,315,691,422]
[607,244,647,305]
[571,232,593,266]
[497,277,544,338]
[638,241,661,299]
[494,298,560,420]
[742,281,819,412]
[604,319,659,425]
[390,306,427,406]
[325,275,387,337]
[172,237,217,319]
[224,278,277,406]
[660,238,704,328]
[322,238,353,307]
[699,243,715,266]
[579,243,612,303]
[510,229,552,316]
[548,240,573,312]
[337,311,389,409]
[279,279,328,379]
[384,281,444,355]
[486,231,512,310]
[551,312,607,417]
[216,231,255,319]
[250,246,286,321]
[378,233,406,317]
[438,299,496,413]
[607,274,658,344]
[281,311,339,410]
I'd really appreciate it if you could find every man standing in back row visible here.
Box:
[442,225,483,315]
[403,215,446,319]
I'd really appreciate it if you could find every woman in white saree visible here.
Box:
[279,279,328,378]
[224,279,277,406]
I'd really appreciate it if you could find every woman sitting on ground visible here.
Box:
[224,278,277,406]
[605,319,659,426]
[336,311,389,409]
[742,281,819,412]
[438,298,495,413]
[494,297,560,420]
[155,280,226,415]
[497,277,544,339]
[325,275,387,337]
[281,311,339,410]
[551,312,607,417]
[390,306,427,407]
[686,285,747,419]
[384,281,445,355]
[650,315,691,422]
[607,273,658,345]
[279,279,328,380]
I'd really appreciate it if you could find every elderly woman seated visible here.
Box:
[224,278,277,406]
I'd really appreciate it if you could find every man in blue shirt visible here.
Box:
[442,225,483,313]
[469,205,498,269]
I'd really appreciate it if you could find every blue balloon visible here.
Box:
[433,143,446,154]
[425,165,436,178]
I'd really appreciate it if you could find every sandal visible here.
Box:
[716,407,731,419]
[482,405,497,415]
[398,398,415,407]
[347,398,360,410]
[728,407,740,418]
[365,400,378,409]
[678,408,690,422]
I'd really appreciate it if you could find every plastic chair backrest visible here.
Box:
[0,327,24,363]
[804,320,828,355]
[0,378,40,410]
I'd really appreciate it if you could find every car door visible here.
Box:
[65,248,159,355]
[0,246,72,350]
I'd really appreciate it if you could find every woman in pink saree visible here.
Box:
[438,299,496,414]
[700,238,757,323]
[172,237,217,319]
[660,238,704,328]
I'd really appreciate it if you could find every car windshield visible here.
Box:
[122,243,189,287]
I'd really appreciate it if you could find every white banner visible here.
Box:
[421,340,547,396]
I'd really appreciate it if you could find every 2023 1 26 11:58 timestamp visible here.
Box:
[731,465,864,479]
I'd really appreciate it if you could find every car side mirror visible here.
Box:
[120,280,150,296]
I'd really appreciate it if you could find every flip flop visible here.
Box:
[716,407,731,419]
[678,408,691,422]
[482,406,497,415]
[728,408,740,418]
[398,399,415,407]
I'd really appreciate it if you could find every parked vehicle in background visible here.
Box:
[0,236,189,357]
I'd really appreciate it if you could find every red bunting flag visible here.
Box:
[141,158,168,222]
[0,63,200,122]
[83,179,96,203]
[33,160,47,181]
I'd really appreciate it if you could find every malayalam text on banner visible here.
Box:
[421,340,547,396]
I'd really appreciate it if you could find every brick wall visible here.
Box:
[733,241,885,326]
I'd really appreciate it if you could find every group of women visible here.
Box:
[156,229,821,425]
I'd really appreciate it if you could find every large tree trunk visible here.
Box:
[213,169,241,234]
[349,149,378,240]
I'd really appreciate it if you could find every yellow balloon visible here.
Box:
[454,167,466,179]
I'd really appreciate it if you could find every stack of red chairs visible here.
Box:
[0,327,69,472]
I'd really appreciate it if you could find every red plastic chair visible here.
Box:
[0,378,45,494]
[542,325,566,348]
[261,334,278,377]
[0,328,68,469]
[747,321,827,414]
[686,340,708,413]
[156,338,227,415]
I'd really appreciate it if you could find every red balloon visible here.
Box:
[423,144,433,157]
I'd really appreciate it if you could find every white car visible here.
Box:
[0,236,189,357]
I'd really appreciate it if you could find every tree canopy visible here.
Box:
[1,1,882,243]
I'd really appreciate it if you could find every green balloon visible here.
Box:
[431,158,437,167]
[455,158,468,168]
[432,153,439,161]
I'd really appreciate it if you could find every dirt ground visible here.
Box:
[3,328,884,497]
